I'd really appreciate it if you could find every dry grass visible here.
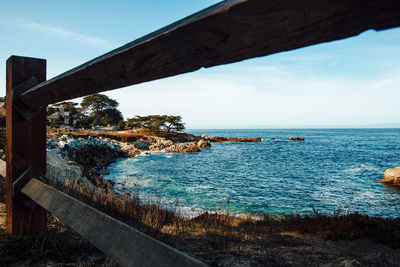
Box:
[284,212,400,249]
[2,177,400,266]
[53,178,400,251]
[52,178,176,235]
[0,214,117,266]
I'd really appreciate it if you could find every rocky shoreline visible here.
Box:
[46,133,263,189]
[40,132,400,191]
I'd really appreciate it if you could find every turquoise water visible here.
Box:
[105,129,400,218]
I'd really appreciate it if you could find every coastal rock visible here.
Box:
[201,135,227,142]
[47,136,125,188]
[196,139,211,148]
[46,149,95,190]
[201,135,261,142]
[164,143,186,153]
[379,166,400,185]
[133,140,151,150]
[164,132,200,143]
[227,137,262,142]
[185,143,201,153]
[163,142,201,153]
[149,138,174,151]
[289,137,305,141]
[120,143,141,157]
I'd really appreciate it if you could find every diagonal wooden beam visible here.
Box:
[20,178,207,267]
[20,0,400,109]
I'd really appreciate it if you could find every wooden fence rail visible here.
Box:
[6,56,47,234]
[15,169,206,267]
[19,0,400,110]
[5,0,400,266]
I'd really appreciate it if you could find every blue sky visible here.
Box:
[1,0,400,128]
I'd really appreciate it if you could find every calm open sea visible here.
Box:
[104,129,400,218]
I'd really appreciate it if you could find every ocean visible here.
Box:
[104,129,400,218]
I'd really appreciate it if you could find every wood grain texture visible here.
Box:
[21,178,207,267]
[6,56,47,234]
[20,0,400,109]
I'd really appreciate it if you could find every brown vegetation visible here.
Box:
[286,212,400,249]
[0,204,116,266]
[45,178,400,265]
[1,176,400,266]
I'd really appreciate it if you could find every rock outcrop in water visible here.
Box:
[201,135,262,143]
[227,137,262,142]
[164,143,201,153]
[289,137,305,141]
[196,139,211,148]
[149,138,174,151]
[46,132,263,188]
[380,166,400,185]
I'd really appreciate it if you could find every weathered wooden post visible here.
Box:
[6,56,47,234]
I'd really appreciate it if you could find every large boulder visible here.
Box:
[120,143,141,157]
[196,139,211,148]
[227,137,262,142]
[164,143,201,153]
[149,138,174,151]
[164,143,187,153]
[47,136,124,187]
[201,135,262,142]
[185,143,201,153]
[289,137,305,141]
[133,140,151,150]
[379,166,400,185]
[47,149,95,190]
[201,135,227,142]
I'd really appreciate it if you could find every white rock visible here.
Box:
[381,166,400,185]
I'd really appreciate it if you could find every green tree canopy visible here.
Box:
[80,94,123,127]
[127,115,185,133]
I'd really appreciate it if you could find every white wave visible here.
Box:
[185,185,212,193]
[344,164,380,174]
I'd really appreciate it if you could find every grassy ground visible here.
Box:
[46,178,400,266]
[1,177,400,266]
[47,128,197,143]
[0,203,117,266]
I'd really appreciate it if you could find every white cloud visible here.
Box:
[104,66,400,128]
[19,21,119,49]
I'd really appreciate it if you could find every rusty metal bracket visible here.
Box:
[13,167,46,209]
[13,77,45,120]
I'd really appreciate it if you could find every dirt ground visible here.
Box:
[173,230,400,266]
[1,202,400,266]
